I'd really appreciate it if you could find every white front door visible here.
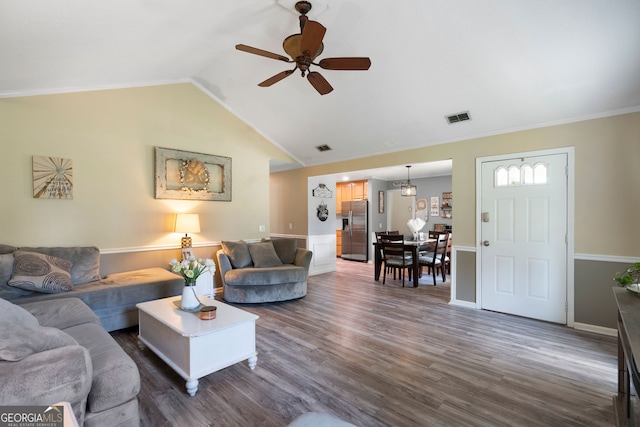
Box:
[480,153,567,324]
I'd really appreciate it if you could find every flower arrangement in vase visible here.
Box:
[614,262,640,293]
[170,257,215,309]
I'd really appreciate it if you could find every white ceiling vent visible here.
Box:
[446,111,471,124]
[316,144,332,152]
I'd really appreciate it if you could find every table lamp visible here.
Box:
[174,213,200,249]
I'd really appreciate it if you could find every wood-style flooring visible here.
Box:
[111,258,617,427]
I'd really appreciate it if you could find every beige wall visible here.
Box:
[0,83,295,252]
[271,112,640,257]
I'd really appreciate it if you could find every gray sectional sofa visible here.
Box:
[0,297,140,426]
[217,238,312,303]
[0,244,184,331]
[0,243,187,426]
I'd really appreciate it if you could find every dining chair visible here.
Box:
[418,232,449,284]
[444,235,452,275]
[428,230,444,239]
[376,232,404,276]
[375,230,400,242]
[381,238,413,287]
[420,230,445,254]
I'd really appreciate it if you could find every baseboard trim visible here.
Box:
[449,299,477,309]
[573,322,617,337]
[310,266,337,276]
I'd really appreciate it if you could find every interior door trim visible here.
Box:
[475,147,575,326]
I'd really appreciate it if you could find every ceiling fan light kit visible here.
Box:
[236,1,371,95]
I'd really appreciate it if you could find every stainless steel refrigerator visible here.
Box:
[341,200,368,262]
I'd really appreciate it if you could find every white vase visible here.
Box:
[181,283,200,309]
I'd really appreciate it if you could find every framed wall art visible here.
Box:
[378,191,385,214]
[32,155,73,199]
[416,198,428,221]
[154,147,231,201]
[430,196,439,217]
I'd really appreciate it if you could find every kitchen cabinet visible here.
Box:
[336,180,368,214]
[341,183,352,203]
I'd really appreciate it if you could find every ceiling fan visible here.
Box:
[235,1,371,95]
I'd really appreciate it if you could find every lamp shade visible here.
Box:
[401,165,417,197]
[174,214,200,234]
[401,184,417,197]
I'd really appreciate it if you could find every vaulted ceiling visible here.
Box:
[2,0,639,176]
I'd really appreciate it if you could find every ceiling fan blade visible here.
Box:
[235,44,291,62]
[307,71,333,95]
[258,70,295,87]
[318,57,372,70]
[300,21,326,56]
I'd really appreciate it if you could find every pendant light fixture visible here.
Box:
[401,165,417,197]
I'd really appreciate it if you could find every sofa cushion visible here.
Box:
[224,265,308,286]
[64,322,140,413]
[248,241,283,268]
[0,253,34,300]
[222,241,253,268]
[0,244,17,255]
[19,246,101,285]
[20,297,101,330]
[0,321,77,362]
[0,298,78,363]
[10,268,184,310]
[8,251,73,294]
[0,297,38,327]
[0,253,14,286]
[269,238,298,264]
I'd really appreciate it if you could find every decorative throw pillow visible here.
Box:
[221,241,253,269]
[19,246,101,285]
[8,251,73,294]
[248,241,283,268]
[268,238,297,264]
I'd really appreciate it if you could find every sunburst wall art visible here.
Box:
[32,155,73,199]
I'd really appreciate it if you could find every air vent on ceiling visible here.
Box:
[446,111,471,124]
[316,144,332,152]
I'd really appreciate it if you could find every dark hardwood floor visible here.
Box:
[112,259,617,427]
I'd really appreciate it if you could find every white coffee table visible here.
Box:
[136,295,258,396]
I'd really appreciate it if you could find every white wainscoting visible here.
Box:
[450,245,476,308]
[307,234,337,276]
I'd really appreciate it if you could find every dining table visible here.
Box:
[372,238,437,287]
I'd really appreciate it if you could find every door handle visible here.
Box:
[483,240,490,247]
